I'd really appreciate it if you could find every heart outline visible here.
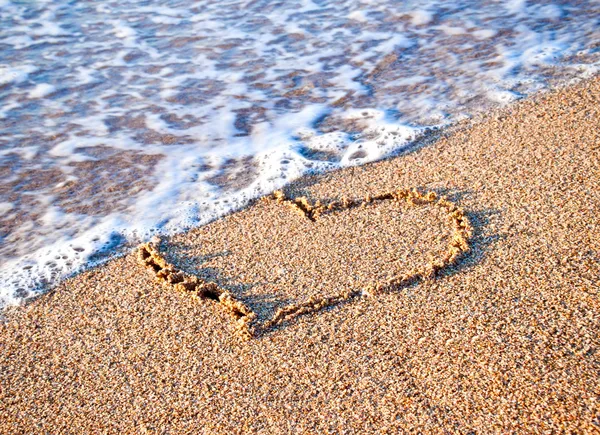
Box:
[138,188,473,339]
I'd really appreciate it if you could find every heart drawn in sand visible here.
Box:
[138,189,472,339]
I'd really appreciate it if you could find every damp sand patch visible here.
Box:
[138,188,472,338]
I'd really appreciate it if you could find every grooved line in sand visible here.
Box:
[138,189,473,339]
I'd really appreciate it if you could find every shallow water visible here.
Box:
[1,0,599,305]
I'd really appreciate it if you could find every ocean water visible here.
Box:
[1,0,599,306]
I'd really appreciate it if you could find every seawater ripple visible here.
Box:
[0,0,599,304]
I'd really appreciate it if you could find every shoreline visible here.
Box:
[3,73,593,311]
[1,77,599,433]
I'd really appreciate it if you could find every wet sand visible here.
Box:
[1,77,599,433]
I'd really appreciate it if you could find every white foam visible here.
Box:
[505,0,527,16]
[111,21,136,39]
[32,11,67,36]
[75,67,97,84]
[438,25,466,36]
[0,64,36,85]
[151,15,181,25]
[473,29,496,40]
[486,89,519,105]
[536,4,563,20]
[0,35,34,49]
[29,83,55,99]
[348,10,368,22]
[410,10,433,26]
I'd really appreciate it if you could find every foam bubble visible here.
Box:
[29,83,56,99]
[348,10,368,22]
[410,10,433,26]
[0,64,37,85]
[111,21,136,39]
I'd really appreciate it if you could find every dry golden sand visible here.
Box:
[1,78,600,433]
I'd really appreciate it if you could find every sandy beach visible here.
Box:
[1,76,599,433]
